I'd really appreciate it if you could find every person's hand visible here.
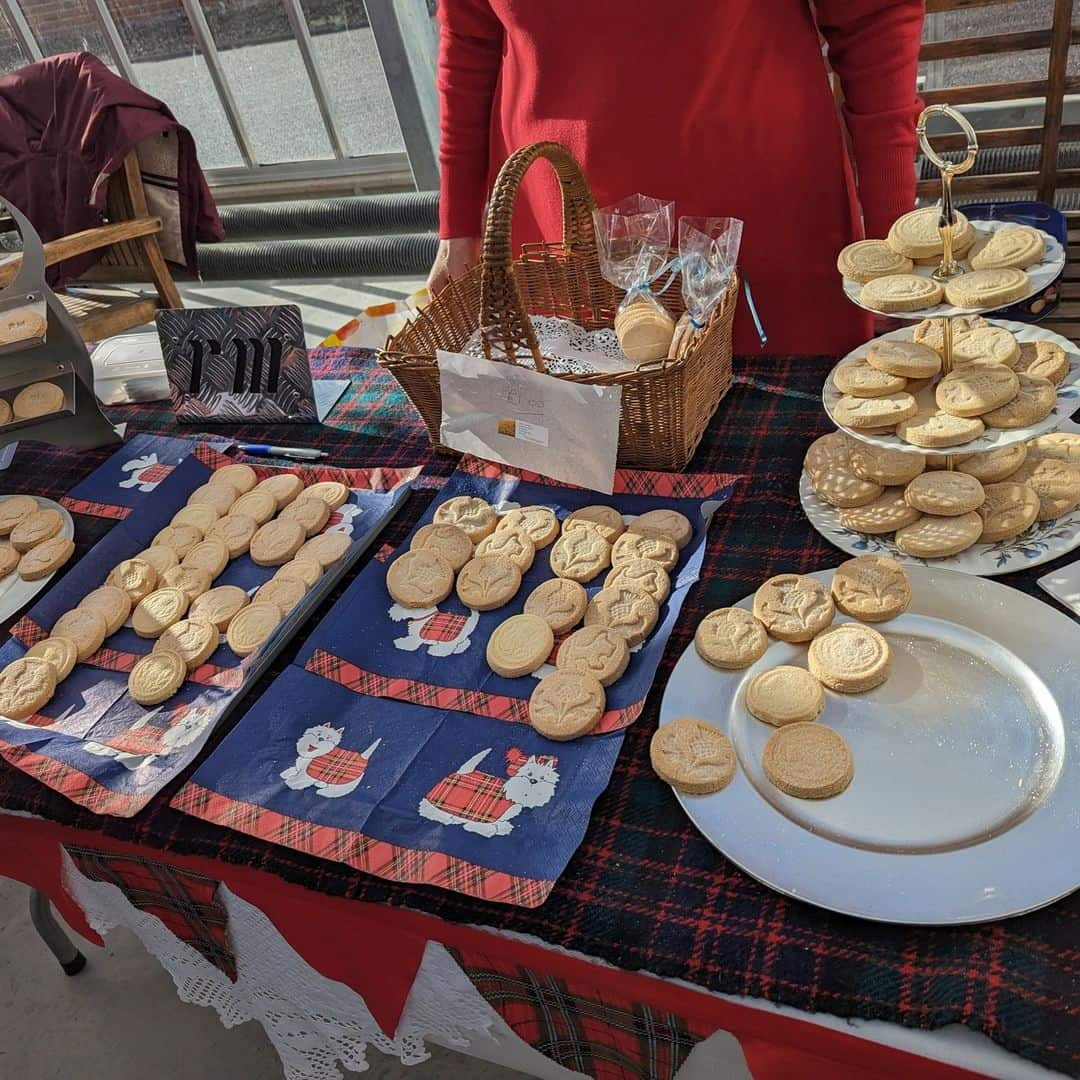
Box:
[426,237,481,297]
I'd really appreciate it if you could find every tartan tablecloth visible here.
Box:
[0,348,1077,1075]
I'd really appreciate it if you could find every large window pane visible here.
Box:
[0,9,29,73]
[16,0,116,70]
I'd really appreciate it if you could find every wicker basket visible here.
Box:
[380,142,736,472]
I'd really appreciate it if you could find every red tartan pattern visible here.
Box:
[102,724,167,756]
[305,649,644,734]
[425,771,514,824]
[172,783,554,906]
[10,617,47,647]
[21,712,55,728]
[58,496,131,521]
[418,611,470,643]
[305,746,370,786]
[374,542,396,563]
[133,464,173,485]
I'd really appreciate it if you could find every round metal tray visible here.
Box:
[0,495,75,623]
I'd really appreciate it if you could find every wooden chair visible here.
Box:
[0,149,183,341]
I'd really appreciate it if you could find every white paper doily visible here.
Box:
[462,316,637,376]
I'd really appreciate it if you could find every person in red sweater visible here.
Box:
[428,0,924,355]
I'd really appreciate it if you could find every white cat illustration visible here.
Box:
[280,724,381,798]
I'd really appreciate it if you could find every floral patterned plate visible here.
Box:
[799,471,1080,577]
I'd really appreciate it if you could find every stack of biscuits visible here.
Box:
[0,496,75,583]
[0,380,68,428]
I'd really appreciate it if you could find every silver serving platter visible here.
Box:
[659,565,1080,924]
[0,495,74,623]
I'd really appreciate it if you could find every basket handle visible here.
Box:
[479,142,600,370]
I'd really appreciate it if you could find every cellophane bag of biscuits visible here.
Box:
[674,216,743,357]
[593,193,674,319]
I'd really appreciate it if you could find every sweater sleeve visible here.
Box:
[436,0,504,238]
[815,0,925,239]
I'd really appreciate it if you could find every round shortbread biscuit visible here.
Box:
[255,472,304,510]
[132,587,190,639]
[944,267,1031,309]
[604,558,670,604]
[977,482,1040,542]
[52,608,107,661]
[26,637,78,682]
[650,717,737,795]
[980,373,1056,430]
[386,549,454,609]
[10,508,63,552]
[230,489,276,525]
[18,535,74,581]
[950,326,1021,368]
[410,523,473,572]
[808,623,892,693]
[79,585,132,635]
[762,722,854,799]
[128,651,186,706]
[896,408,985,449]
[486,613,555,679]
[811,463,883,509]
[134,545,178,577]
[831,556,911,622]
[969,224,1045,271]
[803,432,857,480]
[583,586,659,647]
[628,509,693,549]
[187,482,237,517]
[555,625,629,687]
[171,503,220,533]
[615,303,675,364]
[838,489,923,534]
[209,463,258,494]
[836,239,914,283]
[249,519,305,567]
[274,557,323,587]
[0,495,39,535]
[523,577,588,636]
[107,558,158,604]
[254,576,308,616]
[953,442,1028,483]
[0,655,56,719]
[746,666,825,726]
[189,585,250,633]
[299,481,350,509]
[549,528,612,583]
[208,514,258,558]
[904,472,985,516]
[154,618,220,670]
[279,496,331,537]
[1027,432,1080,467]
[160,565,214,604]
[181,537,230,577]
[894,512,983,558]
[695,608,768,669]
[832,359,907,398]
[151,523,204,560]
[456,555,521,611]
[1014,341,1069,386]
[297,531,351,568]
[0,544,17,577]
[848,442,925,486]
[12,381,64,419]
[859,275,943,313]
[752,575,835,643]
[0,398,10,424]
[496,507,560,549]
[433,496,498,541]
[936,366,1019,418]
[564,505,626,543]
[913,314,986,355]
[611,530,678,571]
[475,527,536,572]
[833,392,918,430]
[1008,457,1080,520]
[887,207,970,260]
[865,340,941,379]
[528,671,605,741]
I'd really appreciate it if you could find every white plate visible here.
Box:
[799,471,1080,577]
[659,565,1080,924]
[824,318,1080,457]
[0,496,75,622]
[843,220,1065,319]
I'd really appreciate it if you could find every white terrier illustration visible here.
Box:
[389,603,479,657]
[280,724,381,798]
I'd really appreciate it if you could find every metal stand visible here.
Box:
[28,889,87,975]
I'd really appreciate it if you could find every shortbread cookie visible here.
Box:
[12,381,64,419]
[833,392,918,430]
[52,608,107,661]
[181,537,230,577]
[523,577,589,635]
[410,522,473,572]
[894,512,983,557]
[475,527,536,572]
[128,651,186,706]
[865,339,941,379]
[280,496,331,537]
[152,523,204,560]
[954,442,1028,483]
[134,545,178,577]
[208,514,258,558]
[107,557,158,604]
[950,326,1020,368]
[10,508,63,552]
[839,489,922,534]
[0,543,18,577]
[630,509,693,548]
[387,549,454,608]
[187,482,237,517]
[496,507,560,549]
[745,666,825,726]
[650,718,736,795]
[694,608,768,669]
[18,535,74,581]
[970,225,1045,271]
[848,443,925,486]
[132,587,190,639]
[0,495,38,535]
[977,482,1040,542]
[887,207,970,260]
[456,555,522,611]
[896,408,985,449]
[189,585,250,632]
[297,531,351,568]
[811,464,884,509]
[255,472,304,510]
[528,671,605,740]
[79,585,132,635]
[912,313,986,354]
[555,625,630,686]
[860,275,944,313]
[231,489,276,525]
[433,496,498,541]
[584,586,659,647]
[154,618,220,669]
[945,267,1030,309]
[762,722,853,799]
[549,528,612,583]
[27,636,78,682]
[210,463,258,494]
[614,301,676,364]
[831,555,910,622]
[274,557,323,587]
[904,471,984,516]
[171,503,220,533]
[160,565,213,604]
[833,359,907,398]
[753,574,835,643]
[936,366,1019,418]
[0,398,10,424]
[803,432,857,480]
[487,613,555,678]
[837,238,914,283]
[604,558,671,604]
[224,604,280,658]
[1027,432,1080,467]
[808,623,892,693]
[564,505,626,543]
[300,481,350,509]
[254,576,308,616]
[1009,457,1080,520]
[0,656,56,719]
[611,530,679,571]
[980,373,1055,429]
[249,519,305,566]
[1014,341,1069,386]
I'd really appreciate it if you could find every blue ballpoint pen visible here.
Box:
[238,443,327,461]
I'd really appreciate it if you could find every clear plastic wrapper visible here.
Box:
[593,194,675,319]
[678,216,743,328]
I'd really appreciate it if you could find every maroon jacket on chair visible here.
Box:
[0,51,224,287]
